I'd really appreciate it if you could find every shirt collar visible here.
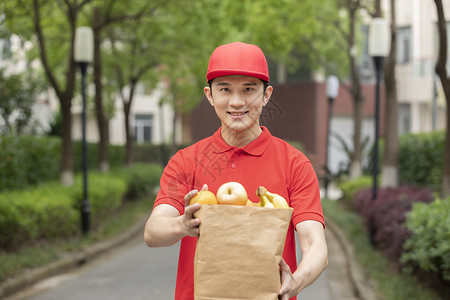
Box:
[212,126,272,156]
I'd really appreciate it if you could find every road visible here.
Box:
[8,229,357,300]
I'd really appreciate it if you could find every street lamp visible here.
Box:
[325,75,339,199]
[74,26,93,235]
[368,18,390,244]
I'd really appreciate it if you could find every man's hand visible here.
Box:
[180,184,208,237]
[278,258,301,299]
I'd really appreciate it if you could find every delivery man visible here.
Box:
[144,42,328,300]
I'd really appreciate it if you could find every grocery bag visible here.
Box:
[193,205,293,300]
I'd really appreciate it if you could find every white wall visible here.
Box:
[328,116,375,174]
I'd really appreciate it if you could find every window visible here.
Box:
[397,26,411,64]
[134,114,153,143]
[398,103,411,135]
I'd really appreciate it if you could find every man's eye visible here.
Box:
[220,88,230,92]
[244,88,253,92]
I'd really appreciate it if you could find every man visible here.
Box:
[144,42,328,300]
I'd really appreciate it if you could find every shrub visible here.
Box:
[354,186,434,262]
[401,198,450,285]
[120,163,163,200]
[0,164,162,250]
[70,173,127,228]
[398,131,444,189]
[0,135,61,191]
[0,184,78,249]
[72,141,125,172]
[336,176,372,205]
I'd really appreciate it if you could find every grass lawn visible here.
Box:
[322,199,443,300]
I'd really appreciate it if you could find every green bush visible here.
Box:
[0,164,162,250]
[0,134,169,192]
[398,131,444,189]
[72,141,125,172]
[0,184,78,249]
[119,163,163,200]
[336,176,372,205]
[70,173,127,227]
[401,197,450,283]
[0,135,61,191]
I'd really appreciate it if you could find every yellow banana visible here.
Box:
[265,191,290,208]
[256,186,289,209]
[257,195,275,208]
[256,186,274,207]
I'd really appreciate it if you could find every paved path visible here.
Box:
[7,224,357,300]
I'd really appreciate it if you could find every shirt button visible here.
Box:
[231,163,236,169]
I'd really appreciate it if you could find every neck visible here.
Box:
[221,126,262,148]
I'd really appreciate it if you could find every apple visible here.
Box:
[216,182,248,205]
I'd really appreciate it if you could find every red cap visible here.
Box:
[206,42,269,82]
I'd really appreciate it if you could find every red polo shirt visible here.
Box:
[154,126,324,300]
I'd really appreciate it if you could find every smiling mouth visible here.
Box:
[228,112,248,117]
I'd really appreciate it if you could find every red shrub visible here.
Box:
[354,186,434,262]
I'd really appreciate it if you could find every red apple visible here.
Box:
[216,182,248,205]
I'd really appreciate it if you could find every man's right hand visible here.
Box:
[180,184,208,237]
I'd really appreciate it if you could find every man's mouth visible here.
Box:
[228,111,248,117]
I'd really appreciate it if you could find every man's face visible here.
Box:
[204,75,272,134]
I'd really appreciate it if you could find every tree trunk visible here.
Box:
[93,7,109,172]
[382,0,399,188]
[124,79,137,166]
[32,0,77,186]
[433,0,450,198]
[348,5,364,179]
[124,103,133,166]
[60,97,74,186]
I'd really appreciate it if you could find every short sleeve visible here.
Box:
[289,160,325,228]
[153,151,190,215]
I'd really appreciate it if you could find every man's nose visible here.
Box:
[229,92,245,106]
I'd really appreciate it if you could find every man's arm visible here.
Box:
[278,220,328,299]
[144,188,202,247]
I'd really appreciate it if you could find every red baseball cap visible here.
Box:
[206,42,269,82]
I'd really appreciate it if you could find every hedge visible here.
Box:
[353,186,434,262]
[398,130,445,189]
[0,135,171,192]
[0,163,162,250]
[401,197,450,283]
[0,135,60,191]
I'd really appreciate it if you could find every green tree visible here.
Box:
[0,68,44,134]
[2,0,92,186]
[82,0,160,172]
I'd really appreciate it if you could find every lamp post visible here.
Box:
[325,75,339,199]
[74,26,93,235]
[368,18,390,244]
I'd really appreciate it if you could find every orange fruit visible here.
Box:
[190,190,218,205]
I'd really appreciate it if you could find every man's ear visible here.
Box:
[204,87,214,106]
[263,85,273,106]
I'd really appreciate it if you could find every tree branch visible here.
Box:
[32,0,61,98]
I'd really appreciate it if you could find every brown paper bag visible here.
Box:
[193,205,293,300]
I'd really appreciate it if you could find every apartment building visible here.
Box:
[383,0,447,134]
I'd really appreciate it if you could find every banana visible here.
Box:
[256,186,275,208]
[256,186,289,209]
[257,195,275,208]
